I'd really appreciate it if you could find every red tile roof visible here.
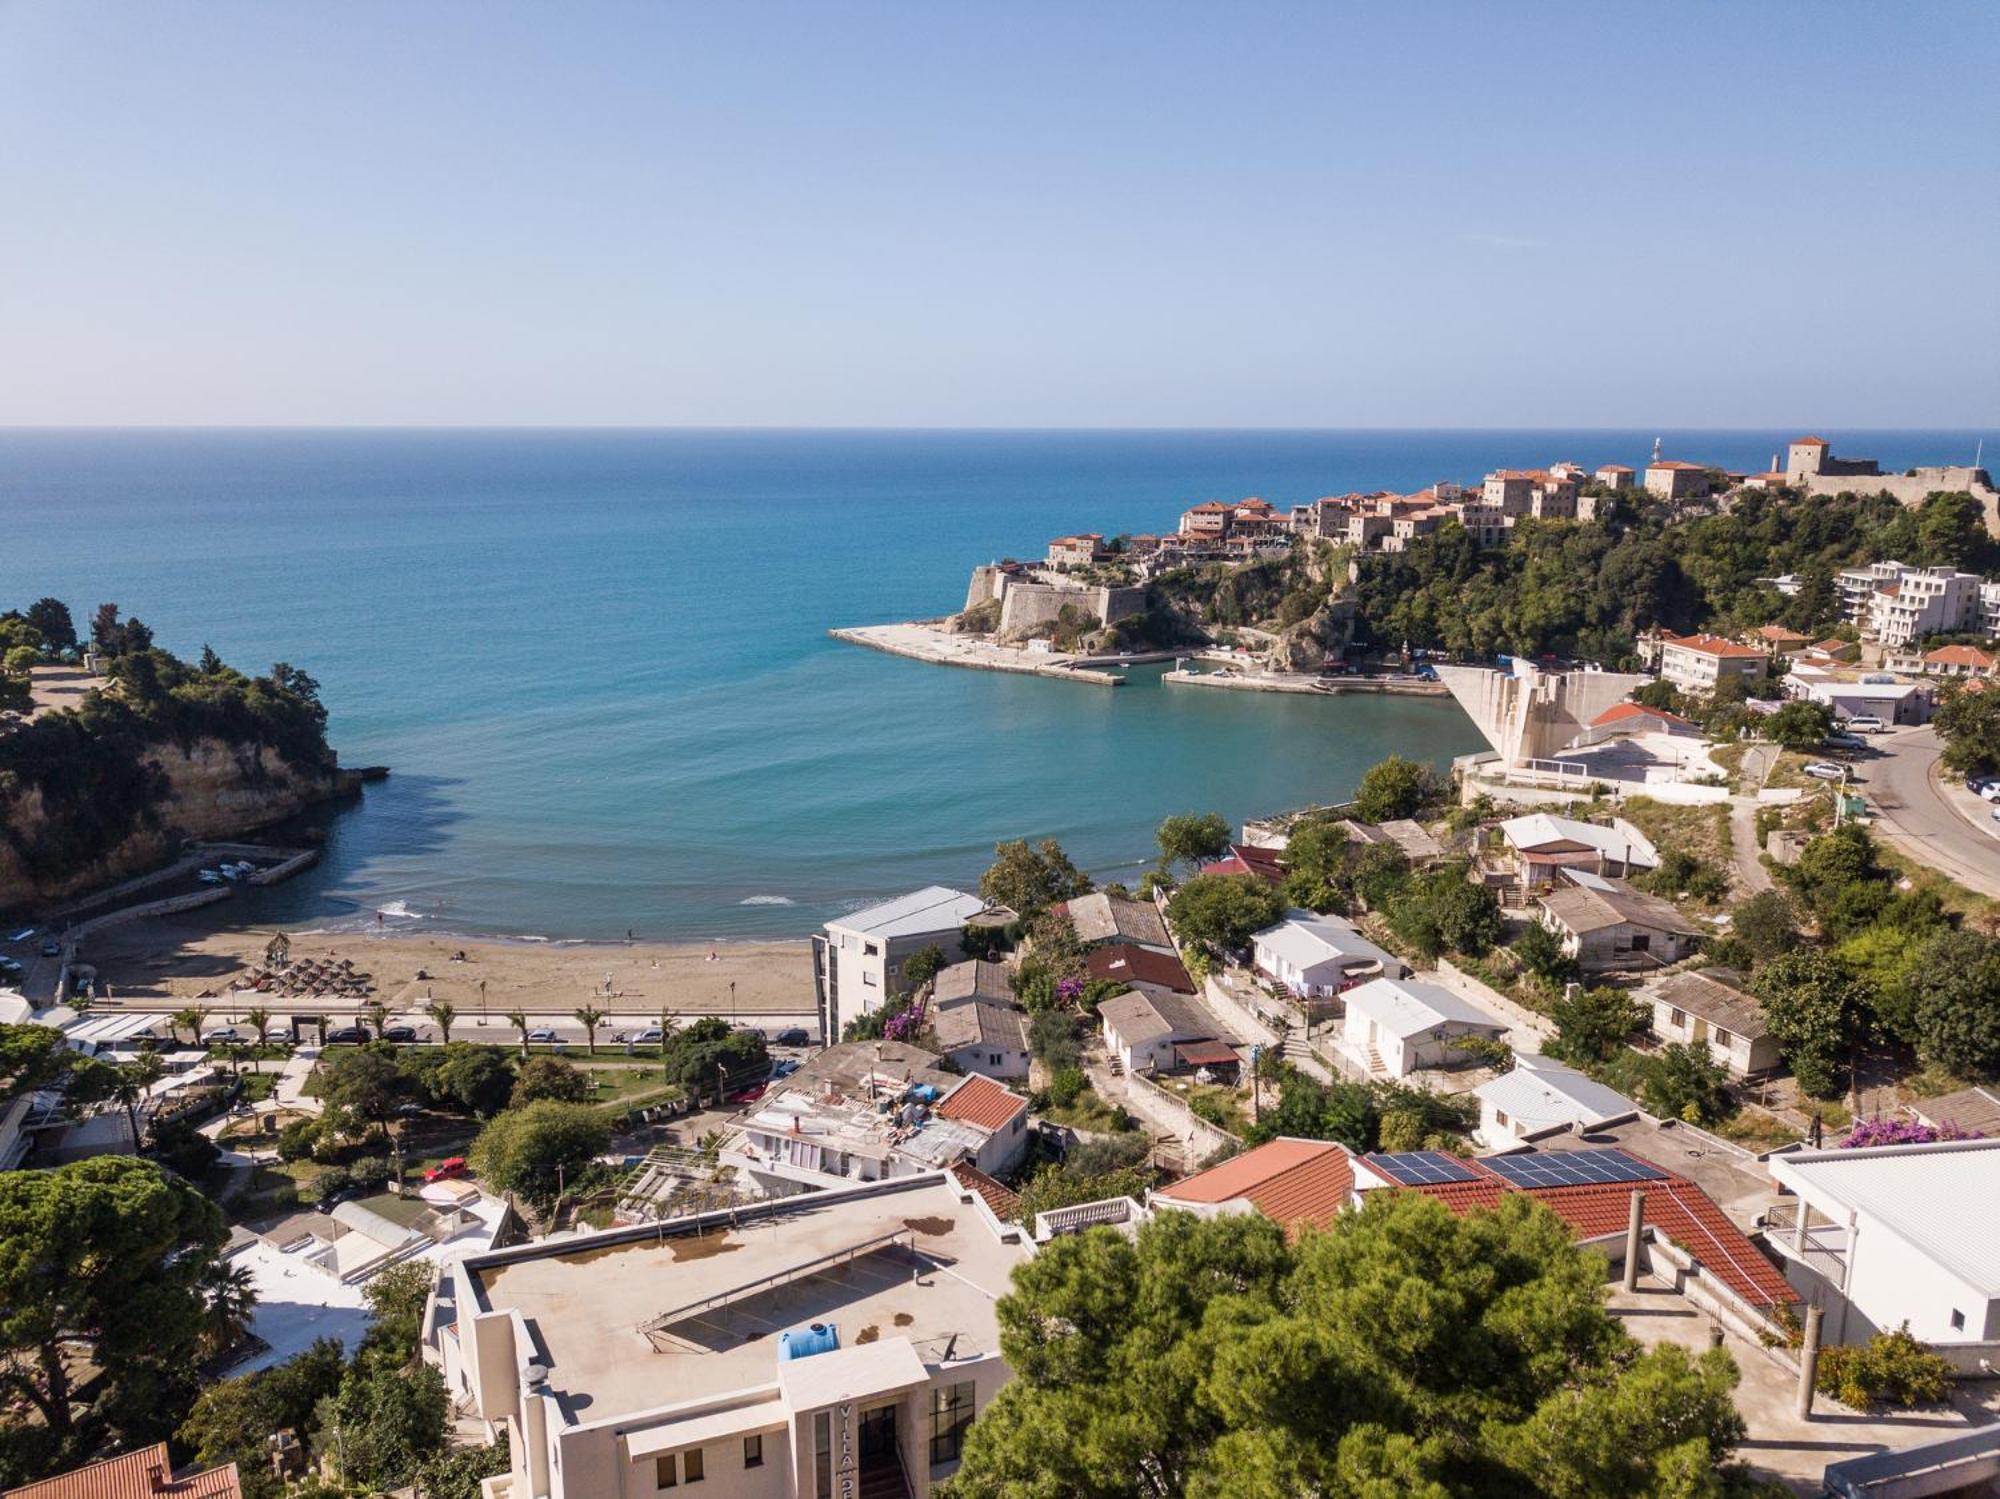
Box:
[1085,943,1197,994]
[1926,645,1997,669]
[935,1072,1029,1133]
[1200,843,1286,885]
[949,1161,1021,1218]
[1157,1137,1355,1234]
[4,1445,242,1499]
[1381,1156,1794,1308]
[1590,701,1696,729]
[1792,436,1829,446]
[1662,631,1768,660]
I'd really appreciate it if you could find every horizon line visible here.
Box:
[1,422,1992,435]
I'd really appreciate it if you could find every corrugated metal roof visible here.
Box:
[1773,1139,2000,1296]
[1476,1058,1638,1132]
[830,886,987,939]
[1340,977,1505,1040]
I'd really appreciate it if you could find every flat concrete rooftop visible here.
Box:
[468,1176,1027,1421]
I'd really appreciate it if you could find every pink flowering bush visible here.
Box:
[1839,1117,1980,1149]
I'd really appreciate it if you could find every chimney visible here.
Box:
[148,1462,170,1494]
[1622,1188,1646,1292]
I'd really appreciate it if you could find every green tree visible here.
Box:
[1383,865,1504,960]
[416,1042,515,1116]
[469,1100,610,1208]
[1351,754,1440,823]
[243,1005,274,1048]
[0,1022,76,1100]
[170,1005,204,1046]
[1935,679,2000,779]
[197,1260,259,1358]
[23,598,76,654]
[178,1338,347,1499]
[1277,818,1350,912]
[312,1360,449,1493]
[359,1261,434,1372]
[414,1436,512,1499]
[1755,949,1873,1098]
[504,1007,531,1057]
[320,1046,407,1135]
[1904,929,2000,1079]
[1765,700,1835,751]
[1513,921,1578,986]
[901,943,949,992]
[1730,889,1799,964]
[0,1157,226,1482]
[1547,987,1642,1065]
[659,1015,768,1098]
[1636,1043,1732,1125]
[1156,812,1232,876]
[510,1054,591,1108]
[944,1193,1755,1499]
[426,998,456,1043]
[573,1004,605,1055]
[1166,873,1285,952]
[978,837,1093,915]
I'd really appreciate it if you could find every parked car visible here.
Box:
[619,1025,665,1045]
[771,1027,810,1047]
[325,1025,368,1044]
[770,1058,801,1079]
[380,1024,418,1042]
[1845,715,1887,733]
[39,938,61,957]
[526,1027,560,1043]
[202,1026,243,1045]
[1803,762,1848,781]
[728,1082,768,1105]
[424,1156,469,1183]
[1825,733,1868,752]
[0,957,23,978]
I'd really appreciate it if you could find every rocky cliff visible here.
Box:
[0,737,349,911]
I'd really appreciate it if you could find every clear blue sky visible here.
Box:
[2,1,1994,427]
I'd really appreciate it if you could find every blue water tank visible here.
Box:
[778,1322,840,1361]
[910,1083,939,1102]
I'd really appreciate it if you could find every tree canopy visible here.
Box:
[1166,872,1285,952]
[469,1099,610,1208]
[979,837,1093,915]
[0,1157,227,1486]
[1351,755,1440,823]
[940,1194,1757,1499]
[1156,812,1232,875]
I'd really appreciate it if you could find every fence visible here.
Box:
[1120,1068,1239,1163]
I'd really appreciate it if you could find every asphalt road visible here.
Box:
[1855,727,2000,899]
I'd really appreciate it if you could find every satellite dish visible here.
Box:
[524,1362,549,1385]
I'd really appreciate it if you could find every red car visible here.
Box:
[424,1157,468,1183]
[727,1083,767,1105]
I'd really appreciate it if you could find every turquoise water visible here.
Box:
[1,428,1984,939]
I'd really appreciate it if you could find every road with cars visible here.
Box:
[1852,726,2000,899]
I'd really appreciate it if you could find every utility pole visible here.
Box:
[1622,1189,1646,1292]
[1796,1300,1825,1419]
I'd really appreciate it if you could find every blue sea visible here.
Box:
[1,428,1986,940]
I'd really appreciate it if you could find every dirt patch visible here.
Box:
[903,1215,955,1238]
[892,1312,913,1327]
[855,1325,880,1344]
[667,1233,742,1263]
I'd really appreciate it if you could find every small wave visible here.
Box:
[738,895,796,906]
[376,900,425,920]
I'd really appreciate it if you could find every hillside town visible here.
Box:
[9,479,2000,1499]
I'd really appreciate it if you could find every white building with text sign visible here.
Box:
[426,1174,1030,1499]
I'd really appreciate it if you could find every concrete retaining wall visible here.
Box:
[1120,1069,1238,1162]
[73,886,234,942]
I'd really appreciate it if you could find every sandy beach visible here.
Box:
[82,913,815,1021]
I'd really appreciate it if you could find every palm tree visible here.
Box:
[198,1260,259,1356]
[114,1049,165,1148]
[244,1005,274,1049]
[171,1006,202,1046]
[505,1008,531,1058]
[574,1005,605,1057]
[363,1000,389,1041]
[427,999,456,1044]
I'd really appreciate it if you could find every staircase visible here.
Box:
[1364,1045,1388,1076]
[858,1457,911,1499]
[1107,1056,1124,1077]
[1281,1032,1315,1066]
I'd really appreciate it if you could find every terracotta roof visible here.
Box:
[1792,436,1829,446]
[1750,625,1808,642]
[1926,645,1997,669]
[1199,843,1286,885]
[1157,1137,1355,1234]
[1661,631,1767,660]
[949,1161,1021,1218]
[1186,502,1233,513]
[1590,701,1696,729]
[1813,637,1853,652]
[935,1072,1029,1133]
[4,1445,242,1499]
[1084,943,1196,994]
[1385,1155,1794,1307]
[1595,464,1634,473]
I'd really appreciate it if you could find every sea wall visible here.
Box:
[0,738,347,913]
[1801,467,2000,532]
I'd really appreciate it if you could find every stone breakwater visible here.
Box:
[830,623,1131,685]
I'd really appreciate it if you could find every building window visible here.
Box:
[1494,1109,1509,1128]
[743,1433,763,1468]
[1012,1114,1023,1133]
[656,1454,678,1488]
[864,941,880,958]
[1669,1008,1686,1028]
[1714,1028,1732,1048]
[989,1054,1002,1067]
[931,1380,976,1466]
[1951,1309,1966,1332]
[1630,933,1651,952]
[862,972,878,987]
[684,1448,704,1483]
[815,1412,832,1498]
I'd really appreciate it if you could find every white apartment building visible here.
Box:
[812,887,991,1040]
[1769,1139,2000,1348]
[427,1174,1030,1499]
[1654,632,1768,694]
[1864,567,1985,649]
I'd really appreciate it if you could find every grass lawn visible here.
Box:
[1169,1081,1252,1136]
[1712,1106,1804,1152]
[1045,1086,1138,1135]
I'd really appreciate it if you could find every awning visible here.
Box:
[623,1397,788,1459]
[1173,1041,1241,1068]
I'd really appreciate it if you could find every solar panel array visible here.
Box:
[1368,1150,1479,1187]
[1481,1149,1665,1190]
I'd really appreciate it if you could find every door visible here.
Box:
[859,1403,898,1464]
[1691,1018,1709,1046]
